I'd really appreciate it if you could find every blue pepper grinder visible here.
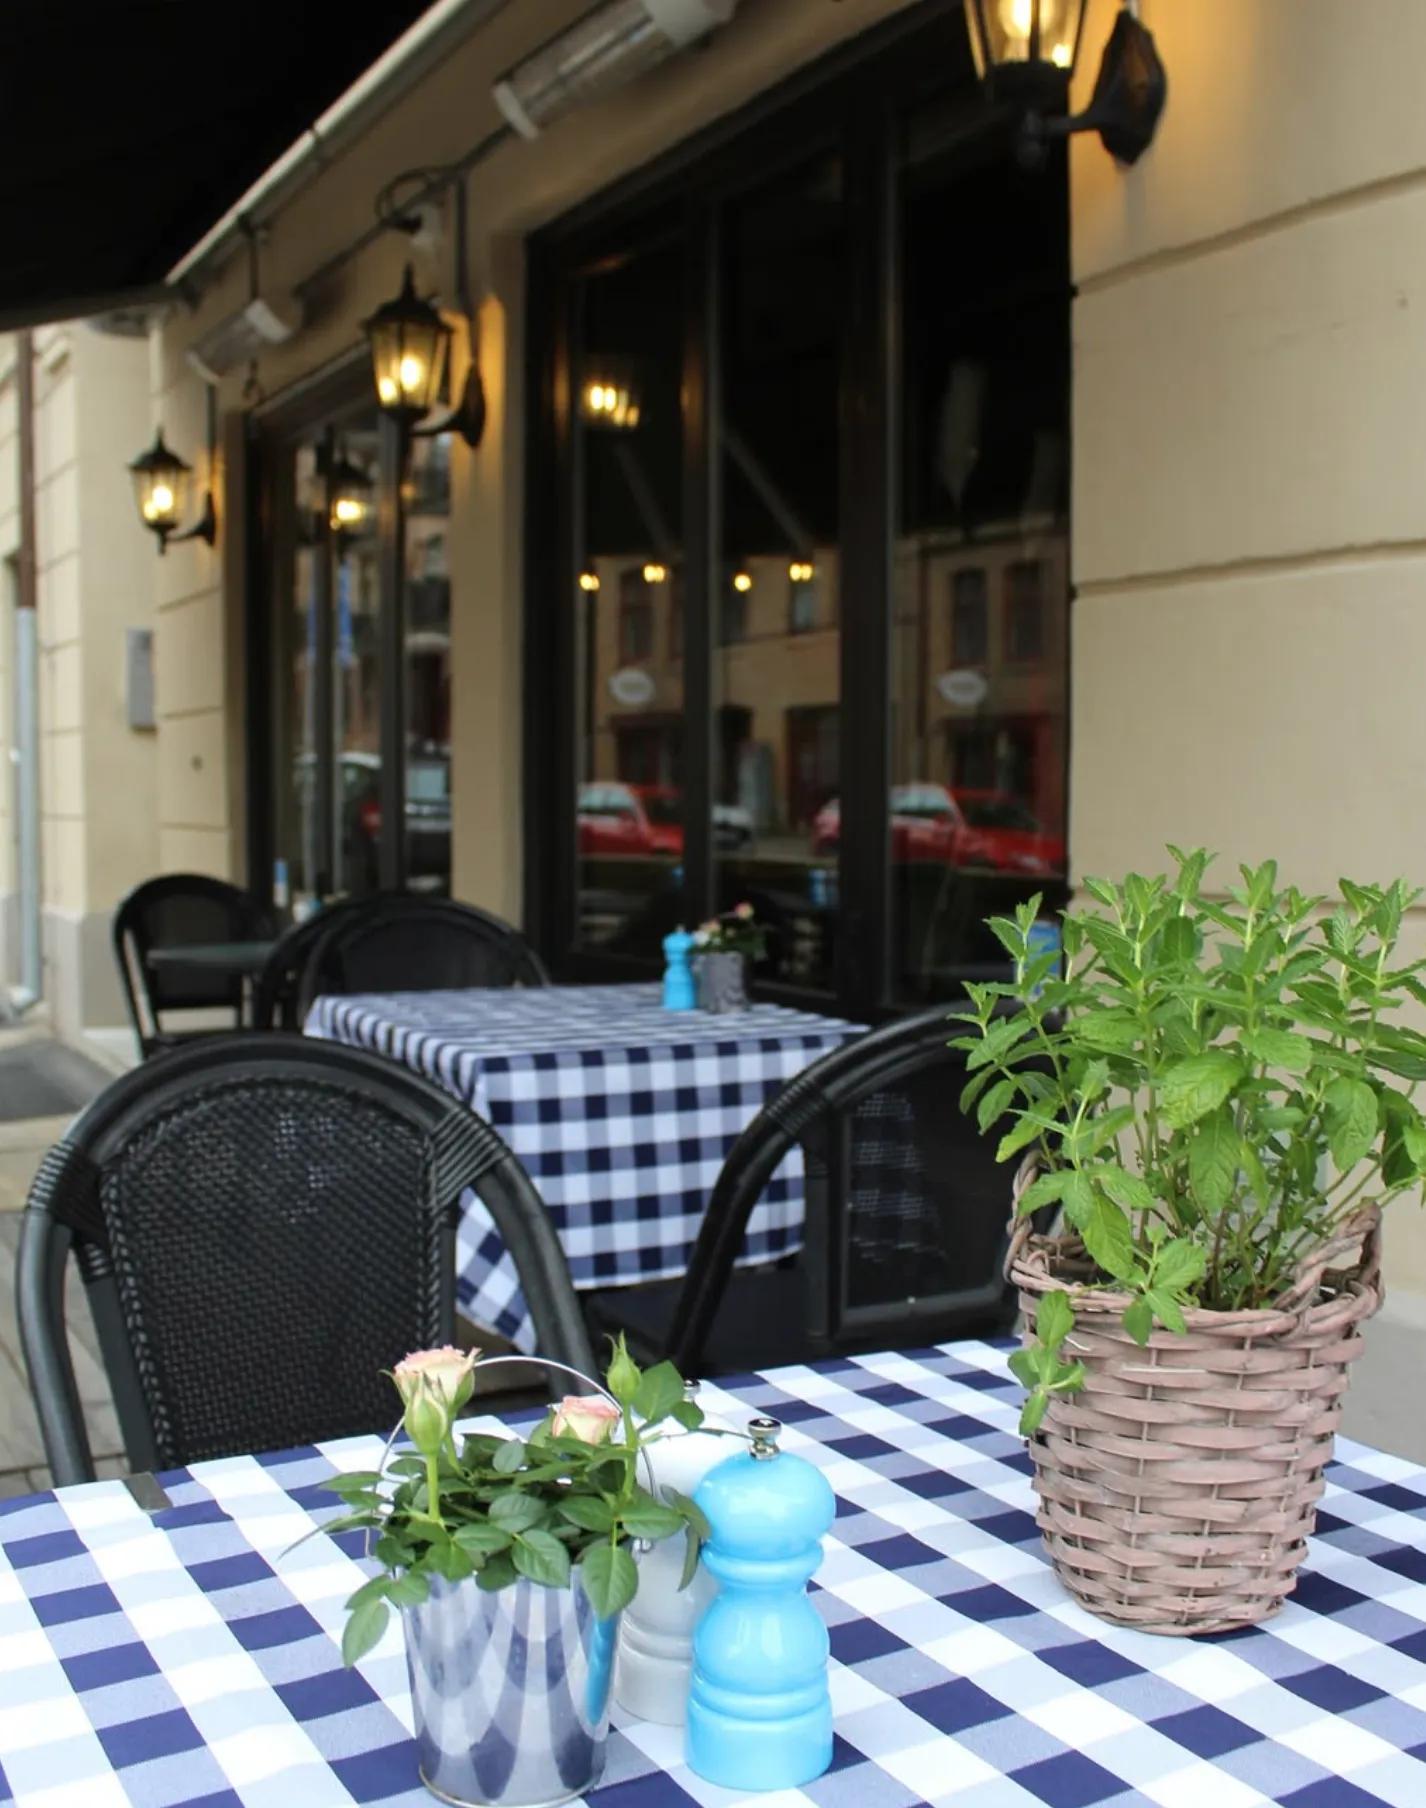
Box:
[662,925,697,1011]
[686,1417,835,1791]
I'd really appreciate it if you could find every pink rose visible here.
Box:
[734,902,755,920]
[552,1395,622,1445]
[393,1346,478,1413]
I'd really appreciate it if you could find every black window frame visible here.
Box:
[523,0,1068,1018]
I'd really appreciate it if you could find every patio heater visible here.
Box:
[492,0,738,140]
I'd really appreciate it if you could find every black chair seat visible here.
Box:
[113,874,274,1059]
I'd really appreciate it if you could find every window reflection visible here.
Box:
[575,231,685,956]
[892,101,1070,1000]
[716,156,844,989]
[404,435,453,895]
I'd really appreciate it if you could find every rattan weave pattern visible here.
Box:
[94,1075,446,1467]
[1008,1165,1383,1635]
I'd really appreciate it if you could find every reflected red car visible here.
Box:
[812,785,1065,875]
[577,782,684,857]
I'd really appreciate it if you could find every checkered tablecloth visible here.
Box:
[305,984,860,1350]
[4,1341,1426,1807]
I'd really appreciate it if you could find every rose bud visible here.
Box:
[393,1346,478,1415]
[735,902,754,919]
[551,1395,622,1445]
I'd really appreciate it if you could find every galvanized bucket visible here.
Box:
[697,951,748,1013]
[404,1570,620,1808]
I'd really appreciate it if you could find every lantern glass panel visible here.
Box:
[966,0,1083,74]
[131,459,190,533]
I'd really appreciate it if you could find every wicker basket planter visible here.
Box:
[1007,1168,1384,1636]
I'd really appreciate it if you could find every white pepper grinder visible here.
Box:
[616,1381,733,1724]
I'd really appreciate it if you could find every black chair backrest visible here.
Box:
[668,1005,1026,1374]
[297,896,549,1016]
[113,874,272,1051]
[17,1034,593,1485]
[252,897,368,1030]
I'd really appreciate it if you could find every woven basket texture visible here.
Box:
[1007,1165,1383,1635]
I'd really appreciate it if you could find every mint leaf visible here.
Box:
[1325,1077,1378,1171]
[1034,1289,1074,1353]
[1158,1052,1244,1129]
[1189,1107,1238,1214]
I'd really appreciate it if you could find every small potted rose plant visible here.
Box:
[693,902,766,1012]
[324,1337,710,1807]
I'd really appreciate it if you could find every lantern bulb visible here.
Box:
[733,571,752,593]
[579,571,600,592]
[643,562,667,584]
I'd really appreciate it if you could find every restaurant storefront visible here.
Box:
[7,0,1426,1317]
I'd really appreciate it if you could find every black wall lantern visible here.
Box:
[964,0,1166,167]
[363,264,453,426]
[128,395,218,555]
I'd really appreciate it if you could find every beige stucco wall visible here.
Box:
[154,0,922,925]
[0,327,158,1029]
[1067,0,1426,1303]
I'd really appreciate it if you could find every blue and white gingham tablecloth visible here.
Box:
[3,1341,1426,1807]
[305,984,860,1350]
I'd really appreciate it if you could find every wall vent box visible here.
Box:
[125,628,155,730]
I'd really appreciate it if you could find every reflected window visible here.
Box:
[574,227,685,957]
[618,567,655,663]
[950,567,988,664]
[1005,560,1045,662]
[788,574,818,634]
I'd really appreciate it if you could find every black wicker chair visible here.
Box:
[113,874,274,1058]
[252,898,368,1031]
[584,1005,1027,1375]
[17,1034,593,1485]
[296,895,549,1016]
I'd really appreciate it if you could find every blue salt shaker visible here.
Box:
[686,1417,835,1791]
[662,926,697,1011]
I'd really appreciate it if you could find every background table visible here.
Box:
[307,983,859,1350]
[3,1341,1425,1807]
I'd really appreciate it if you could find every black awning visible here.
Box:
[0,1,438,328]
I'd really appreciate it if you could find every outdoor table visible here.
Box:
[3,1341,1425,1807]
[306,982,860,1350]
[145,940,276,978]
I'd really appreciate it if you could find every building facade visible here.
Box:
[4,0,1426,1340]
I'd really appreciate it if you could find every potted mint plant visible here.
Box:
[956,850,1423,1635]
[324,1337,710,1807]
[693,902,767,1012]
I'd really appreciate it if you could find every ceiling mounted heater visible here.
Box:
[493,0,738,140]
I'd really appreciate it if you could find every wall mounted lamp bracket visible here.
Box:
[1018,10,1166,169]
[161,490,217,553]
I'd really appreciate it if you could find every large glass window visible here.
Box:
[264,382,451,906]
[528,7,1069,1014]
[717,155,843,991]
[890,97,1070,1002]
[271,414,384,906]
[573,231,685,958]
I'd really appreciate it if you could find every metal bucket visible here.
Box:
[697,951,748,1013]
[404,1571,620,1808]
